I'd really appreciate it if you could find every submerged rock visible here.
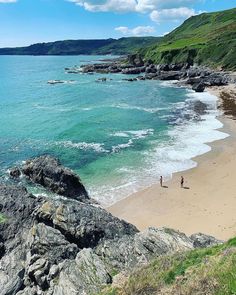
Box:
[22,155,89,201]
[9,167,21,179]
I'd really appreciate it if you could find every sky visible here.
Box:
[0,0,235,47]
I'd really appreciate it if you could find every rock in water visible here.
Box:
[22,155,89,201]
[192,82,205,92]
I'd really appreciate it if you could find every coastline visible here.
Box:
[108,84,236,240]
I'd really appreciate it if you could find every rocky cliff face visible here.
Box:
[1,156,221,295]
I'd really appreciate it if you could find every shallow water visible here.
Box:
[0,55,228,206]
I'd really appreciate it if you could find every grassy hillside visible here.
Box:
[101,237,236,295]
[141,8,236,70]
[0,37,161,56]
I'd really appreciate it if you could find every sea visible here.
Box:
[0,55,229,206]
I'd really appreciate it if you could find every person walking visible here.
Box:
[160,175,163,187]
[181,176,184,188]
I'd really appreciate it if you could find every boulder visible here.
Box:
[22,155,89,201]
[190,233,223,248]
[192,82,205,92]
[95,227,194,271]
[9,167,21,179]
[122,66,146,75]
[127,54,144,67]
[35,198,138,249]
[53,249,111,295]
[158,71,183,81]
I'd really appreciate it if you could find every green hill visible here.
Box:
[101,237,236,295]
[141,8,236,70]
[0,37,161,56]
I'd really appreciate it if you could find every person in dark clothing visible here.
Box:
[160,175,163,187]
[181,176,184,188]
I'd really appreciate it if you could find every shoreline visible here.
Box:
[108,84,236,240]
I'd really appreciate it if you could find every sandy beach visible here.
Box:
[108,84,236,240]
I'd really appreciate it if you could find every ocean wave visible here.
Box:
[55,140,109,153]
[88,92,229,207]
[112,103,166,113]
[111,128,154,139]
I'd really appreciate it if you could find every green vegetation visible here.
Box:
[141,7,236,70]
[0,213,6,223]
[0,37,161,56]
[100,237,236,295]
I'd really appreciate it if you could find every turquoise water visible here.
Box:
[0,55,228,205]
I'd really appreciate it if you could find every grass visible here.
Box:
[0,213,6,223]
[100,237,236,295]
[142,7,236,70]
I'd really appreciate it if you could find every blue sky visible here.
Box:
[0,0,235,47]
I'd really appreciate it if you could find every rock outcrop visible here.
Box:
[76,56,233,93]
[20,155,89,201]
[0,159,223,295]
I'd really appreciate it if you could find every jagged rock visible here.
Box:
[35,198,138,249]
[157,64,170,71]
[190,233,223,248]
[28,223,79,263]
[0,185,40,241]
[28,258,50,290]
[158,71,183,81]
[122,66,146,75]
[9,167,21,179]
[145,72,158,79]
[127,54,144,67]
[192,82,205,92]
[22,156,89,201]
[53,248,111,295]
[145,64,157,74]
[96,228,194,271]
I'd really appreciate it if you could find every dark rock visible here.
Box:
[28,222,79,263]
[145,73,158,80]
[35,198,138,249]
[145,64,157,74]
[127,54,144,67]
[122,66,146,75]
[0,185,40,241]
[53,248,111,295]
[96,227,194,271]
[192,82,205,92]
[158,71,183,81]
[22,155,89,201]
[9,167,21,179]
[190,233,223,248]
[192,100,208,115]
[96,77,107,82]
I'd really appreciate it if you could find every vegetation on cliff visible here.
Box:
[101,237,236,295]
[141,7,236,70]
[0,37,160,56]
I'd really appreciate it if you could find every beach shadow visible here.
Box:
[183,186,190,190]
[162,185,168,188]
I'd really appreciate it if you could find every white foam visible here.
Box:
[56,140,109,153]
[112,103,165,113]
[112,139,133,153]
[88,91,230,207]
[111,129,154,139]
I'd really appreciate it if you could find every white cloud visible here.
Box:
[150,7,196,22]
[115,25,155,36]
[68,0,136,12]
[68,0,201,13]
[0,0,17,2]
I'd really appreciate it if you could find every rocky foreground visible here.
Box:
[65,54,236,92]
[0,156,222,295]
